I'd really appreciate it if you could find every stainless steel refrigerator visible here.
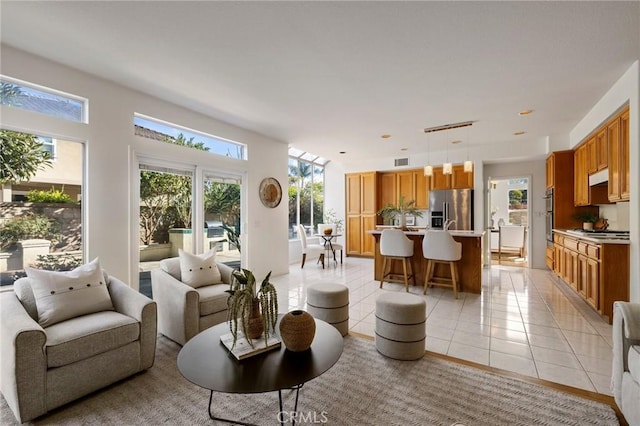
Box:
[429,189,474,230]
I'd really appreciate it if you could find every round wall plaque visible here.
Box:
[259,177,282,208]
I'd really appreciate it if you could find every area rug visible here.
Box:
[1,335,619,425]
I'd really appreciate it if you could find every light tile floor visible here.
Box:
[270,257,614,395]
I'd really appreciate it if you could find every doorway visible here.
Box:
[487,176,530,267]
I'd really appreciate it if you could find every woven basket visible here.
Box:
[279,310,316,352]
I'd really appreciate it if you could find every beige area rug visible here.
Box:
[1,335,619,426]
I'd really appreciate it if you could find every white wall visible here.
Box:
[1,45,290,287]
[570,61,639,302]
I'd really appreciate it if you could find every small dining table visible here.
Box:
[315,233,342,266]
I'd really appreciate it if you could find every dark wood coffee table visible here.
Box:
[177,316,343,425]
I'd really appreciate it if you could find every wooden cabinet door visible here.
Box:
[546,155,555,189]
[430,167,451,190]
[360,172,377,215]
[554,244,563,276]
[620,110,630,200]
[607,118,621,201]
[396,171,414,204]
[586,138,597,174]
[361,215,377,257]
[546,245,554,270]
[378,172,397,209]
[414,171,429,209]
[578,255,587,297]
[586,257,599,309]
[346,215,362,255]
[574,145,589,206]
[451,165,474,189]
[570,250,579,290]
[596,129,607,171]
[346,174,362,215]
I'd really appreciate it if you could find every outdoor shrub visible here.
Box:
[26,187,74,203]
[0,214,59,249]
[34,253,82,271]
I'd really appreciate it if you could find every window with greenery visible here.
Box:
[288,149,327,238]
[1,78,86,122]
[134,114,246,160]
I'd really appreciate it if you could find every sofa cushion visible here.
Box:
[27,258,114,327]
[45,310,139,368]
[197,284,229,316]
[178,249,222,288]
[629,344,640,384]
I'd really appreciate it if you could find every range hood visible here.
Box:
[589,169,608,186]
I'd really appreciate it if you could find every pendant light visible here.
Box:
[464,125,473,173]
[442,130,452,175]
[424,131,433,176]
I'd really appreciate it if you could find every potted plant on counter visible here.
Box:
[377,195,424,230]
[573,212,599,231]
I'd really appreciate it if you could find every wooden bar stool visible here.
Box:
[422,230,462,299]
[379,229,416,292]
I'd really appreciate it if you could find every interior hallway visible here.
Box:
[270,257,614,396]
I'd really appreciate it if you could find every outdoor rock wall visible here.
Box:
[0,202,82,252]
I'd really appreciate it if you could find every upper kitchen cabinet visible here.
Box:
[574,145,589,206]
[607,107,630,202]
[377,169,430,210]
[430,165,473,190]
[546,155,555,188]
[596,129,608,171]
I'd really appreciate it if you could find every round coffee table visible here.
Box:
[177,316,343,425]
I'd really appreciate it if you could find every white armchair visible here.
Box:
[151,257,233,345]
[612,301,640,424]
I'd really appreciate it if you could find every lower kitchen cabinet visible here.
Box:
[552,231,628,323]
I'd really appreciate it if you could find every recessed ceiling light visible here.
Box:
[381,134,392,139]
[514,131,526,136]
[451,140,462,145]
[401,148,408,151]
[339,151,346,154]
[518,110,534,116]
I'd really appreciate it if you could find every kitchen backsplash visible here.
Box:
[597,202,629,231]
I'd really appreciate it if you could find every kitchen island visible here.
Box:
[367,230,485,294]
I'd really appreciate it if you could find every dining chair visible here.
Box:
[296,224,325,268]
[422,230,462,299]
[498,225,526,264]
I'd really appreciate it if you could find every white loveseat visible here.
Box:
[612,301,640,425]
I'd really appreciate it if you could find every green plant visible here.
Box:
[226,269,278,348]
[0,214,59,249]
[34,253,83,271]
[0,129,53,184]
[573,212,599,223]
[26,187,74,203]
[323,208,344,233]
[377,195,424,225]
[221,223,241,253]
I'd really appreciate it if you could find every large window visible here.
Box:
[134,114,246,160]
[1,77,86,122]
[288,148,328,238]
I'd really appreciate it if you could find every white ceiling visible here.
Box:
[1,1,638,164]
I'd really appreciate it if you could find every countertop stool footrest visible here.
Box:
[375,292,426,360]
[307,282,349,336]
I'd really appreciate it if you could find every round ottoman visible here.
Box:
[306,282,349,336]
[375,292,426,360]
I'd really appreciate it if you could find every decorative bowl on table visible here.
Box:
[323,228,333,236]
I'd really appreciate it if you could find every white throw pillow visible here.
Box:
[178,249,222,288]
[26,257,114,327]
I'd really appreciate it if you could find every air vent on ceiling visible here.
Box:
[394,158,409,167]
[424,120,475,133]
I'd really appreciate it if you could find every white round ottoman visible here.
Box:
[306,282,349,336]
[375,292,426,360]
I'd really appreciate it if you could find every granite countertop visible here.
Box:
[553,229,630,245]
[367,229,485,237]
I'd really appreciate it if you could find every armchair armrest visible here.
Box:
[612,301,640,405]
[108,277,157,370]
[151,268,200,345]
[0,292,47,423]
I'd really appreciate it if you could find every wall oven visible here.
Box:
[545,188,553,242]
